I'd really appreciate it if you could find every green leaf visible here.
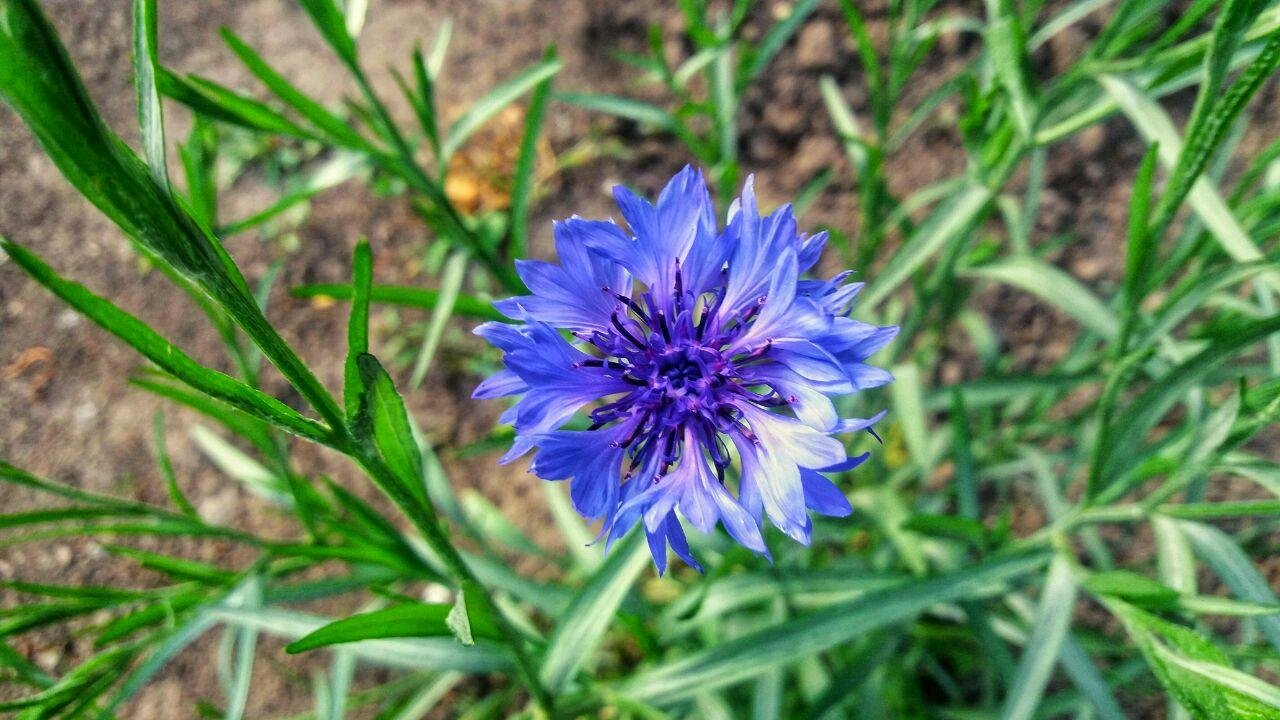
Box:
[445,581,501,648]
[863,183,992,309]
[619,551,1049,705]
[1099,74,1280,292]
[889,363,930,475]
[405,44,441,158]
[1095,313,1280,488]
[153,412,198,519]
[291,282,506,322]
[133,0,168,189]
[132,372,275,455]
[540,529,651,693]
[410,249,467,388]
[1180,521,1280,653]
[354,353,432,511]
[190,425,289,505]
[0,240,330,443]
[286,601,499,654]
[440,58,562,163]
[460,490,558,563]
[508,45,555,259]
[1001,556,1078,720]
[739,0,819,89]
[553,91,676,128]
[1150,0,1280,237]
[158,66,315,138]
[104,544,236,585]
[1107,597,1280,719]
[296,0,360,70]
[219,576,262,720]
[219,152,368,237]
[963,255,1118,340]
[345,240,373,420]
[214,607,510,672]
[950,389,979,520]
[219,28,371,151]
[1121,143,1161,336]
[985,9,1038,139]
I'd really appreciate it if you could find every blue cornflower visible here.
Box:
[474,166,896,572]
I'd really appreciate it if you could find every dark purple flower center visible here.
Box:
[570,266,783,479]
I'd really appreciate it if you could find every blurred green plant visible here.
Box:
[0,0,1279,718]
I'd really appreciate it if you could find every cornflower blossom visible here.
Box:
[474,166,896,572]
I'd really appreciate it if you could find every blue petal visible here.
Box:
[800,469,853,517]
[663,515,702,573]
[472,369,526,399]
[495,219,631,332]
[796,230,828,272]
[606,166,716,300]
[529,428,626,519]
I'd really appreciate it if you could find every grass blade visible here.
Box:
[345,239,373,420]
[133,0,168,189]
[1,240,330,443]
[291,282,506,321]
[619,551,1049,705]
[1180,521,1280,653]
[553,91,676,128]
[1000,556,1079,720]
[1095,313,1280,488]
[211,607,511,673]
[440,58,561,163]
[540,529,650,693]
[285,603,499,654]
[963,255,1119,340]
[863,183,992,310]
[410,249,467,388]
[508,46,555,259]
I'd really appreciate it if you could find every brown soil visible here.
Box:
[1,0,1274,716]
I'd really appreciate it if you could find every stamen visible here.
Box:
[611,311,646,349]
[613,291,653,327]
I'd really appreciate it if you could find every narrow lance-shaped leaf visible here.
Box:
[133,0,168,189]
[296,0,360,71]
[158,65,317,138]
[410,249,468,388]
[1105,597,1280,719]
[0,240,330,444]
[1095,313,1280,489]
[286,601,500,655]
[291,282,506,321]
[863,183,992,309]
[1001,556,1079,720]
[619,551,1050,705]
[552,91,676,129]
[213,607,511,673]
[963,255,1119,340]
[345,240,373,419]
[354,354,430,511]
[540,529,651,693]
[1180,521,1280,653]
[440,57,562,163]
[508,45,556,259]
[219,28,372,151]
[1119,142,1161,352]
[1150,0,1280,236]
[153,412,198,519]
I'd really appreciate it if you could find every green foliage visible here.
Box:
[1,0,1279,718]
